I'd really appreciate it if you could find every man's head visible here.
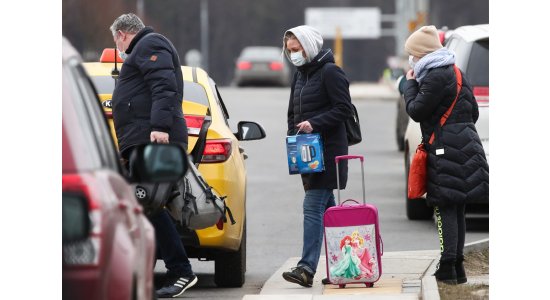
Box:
[110,13,145,53]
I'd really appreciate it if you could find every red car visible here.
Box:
[62,37,186,300]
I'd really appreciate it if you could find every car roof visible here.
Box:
[450,24,489,43]
[83,61,210,84]
[62,37,81,63]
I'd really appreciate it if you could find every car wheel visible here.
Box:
[405,146,433,220]
[214,221,246,287]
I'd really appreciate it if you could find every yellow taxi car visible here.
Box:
[83,49,266,287]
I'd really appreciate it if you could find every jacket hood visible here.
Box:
[283,25,323,63]
[297,48,334,73]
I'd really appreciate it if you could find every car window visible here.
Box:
[90,76,116,95]
[466,39,489,87]
[183,81,210,107]
[71,64,120,171]
[209,78,230,125]
[63,61,103,172]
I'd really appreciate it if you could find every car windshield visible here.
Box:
[241,47,281,60]
[90,76,116,95]
[183,81,209,107]
[89,76,209,107]
[466,39,489,86]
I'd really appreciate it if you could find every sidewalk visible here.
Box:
[242,239,489,300]
[349,82,400,101]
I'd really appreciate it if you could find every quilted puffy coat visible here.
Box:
[287,49,353,191]
[404,64,489,206]
[112,27,187,159]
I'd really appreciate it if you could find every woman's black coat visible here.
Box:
[287,49,353,191]
[404,65,489,206]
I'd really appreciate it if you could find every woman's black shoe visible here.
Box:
[433,259,458,285]
[455,256,467,284]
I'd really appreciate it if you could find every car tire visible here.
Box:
[214,221,246,287]
[405,146,433,220]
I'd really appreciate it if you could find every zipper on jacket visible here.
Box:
[128,101,131,111]
[299,73,309,121]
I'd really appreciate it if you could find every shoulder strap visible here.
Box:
[428,65,463,145]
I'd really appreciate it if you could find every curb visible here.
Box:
[420,238,490,300]
[464,238,489,254]
[421,259,440,300]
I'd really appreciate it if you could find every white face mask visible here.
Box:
[290,51,306,66]
[118,49,128,60]
[408,55,416,69]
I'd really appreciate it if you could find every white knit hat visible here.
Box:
[283,25,323,63]
[405,25,443,58]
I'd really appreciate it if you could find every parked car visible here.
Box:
[402,24,489,220]
[83,50,266,287]
[63,38,188,299]
[395,75,408,151]
[233,46,291,86]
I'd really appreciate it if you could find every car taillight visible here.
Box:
[202,139,232,163]
[62,174,102,266]
[237,61,252,70]
[270,62,283,71]
[184,115,205,136]
[473,86,489,107]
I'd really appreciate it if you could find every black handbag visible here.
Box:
[345,103,362,146]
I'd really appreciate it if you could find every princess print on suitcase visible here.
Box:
[326,226,379,284]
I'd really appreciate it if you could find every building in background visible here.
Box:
[62,0,488,85]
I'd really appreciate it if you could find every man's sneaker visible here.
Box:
[282,266,313,288]
[156,275,198,298]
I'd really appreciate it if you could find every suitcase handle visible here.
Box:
[341,199,360,206]
[335,155,365,205]
[335,155,364,163]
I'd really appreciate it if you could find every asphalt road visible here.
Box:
[155,86,489,299]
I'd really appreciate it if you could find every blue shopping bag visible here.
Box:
[286,133,325,175]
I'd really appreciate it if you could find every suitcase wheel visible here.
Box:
[365,282,374,288]
[338,284,346,288]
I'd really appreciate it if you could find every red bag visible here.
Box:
[407,65,462,199]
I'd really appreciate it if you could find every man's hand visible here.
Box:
[151,131,169,144]
[406,69,416,80]
[296,121,313,133]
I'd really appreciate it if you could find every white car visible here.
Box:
[403,24,489,220]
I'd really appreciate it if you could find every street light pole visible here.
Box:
[200,0,209,71]
[137,0,145,20]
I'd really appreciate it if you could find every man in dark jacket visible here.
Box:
[404,25,489,285]
[110,13,197,297]
[281,25,353,287]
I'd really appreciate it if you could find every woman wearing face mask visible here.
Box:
[403,25,489,285]
[281,25,353,288]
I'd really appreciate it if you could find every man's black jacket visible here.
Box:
[112,27,187,159]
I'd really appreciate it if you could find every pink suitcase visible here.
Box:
[323,155,383,288]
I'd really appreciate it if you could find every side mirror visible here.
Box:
[236,121,266,141]
[62,193,91,244]
[396,75,407,95]
[129,144,189,183]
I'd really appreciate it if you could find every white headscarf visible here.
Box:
[283,25,323,63]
